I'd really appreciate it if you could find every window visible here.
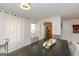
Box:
[31,24,35,34]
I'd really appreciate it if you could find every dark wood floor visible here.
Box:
[0,39,71,56]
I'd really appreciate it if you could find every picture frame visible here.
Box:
[73,24,79,33]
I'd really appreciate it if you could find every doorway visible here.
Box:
[44,22,52,40]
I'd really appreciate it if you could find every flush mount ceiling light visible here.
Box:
[20,3,31,10]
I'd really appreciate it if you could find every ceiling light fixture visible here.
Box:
[20,3,31,10]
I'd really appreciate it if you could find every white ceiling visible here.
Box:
[0,3,79,20]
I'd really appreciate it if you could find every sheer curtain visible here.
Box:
[0,11,31,53]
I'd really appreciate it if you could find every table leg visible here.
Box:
[7,43,8,53]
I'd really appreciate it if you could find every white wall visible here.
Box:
[0,11,35,53]
[61,19,79,42]
[37,16,61,39]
